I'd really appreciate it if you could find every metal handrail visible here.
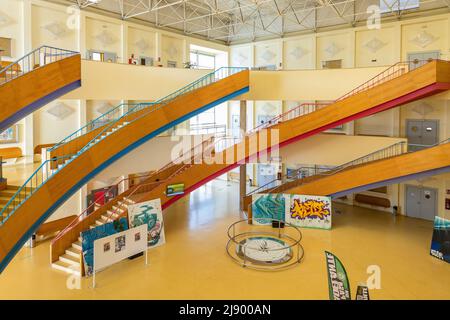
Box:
[0,153,76,225]
[247,141,408,196]
[0,67,247,227]
[249,137,450,196]
[49,67,247,152]
[0,45,79,85]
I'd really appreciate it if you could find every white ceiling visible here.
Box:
[58,0,449,43]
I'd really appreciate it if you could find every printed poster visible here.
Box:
[355,285,370,300]
[325,251,351,300]
[128,199,165,248]
[430,216,450,264]
[81,217,129,276]
[251,193,288,225]
[286,194,332,230]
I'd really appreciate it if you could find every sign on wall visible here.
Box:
[166,183,185,196]
[430,216,450,264]
[81,217,129,277]
[128,199,165,249]
[286,195,332,230]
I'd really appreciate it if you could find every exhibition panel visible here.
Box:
[0,46,81,132]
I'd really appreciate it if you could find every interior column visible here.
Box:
[239,100,247,211]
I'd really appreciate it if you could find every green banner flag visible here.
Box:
[325,251,351,300]
[355,285,370,300]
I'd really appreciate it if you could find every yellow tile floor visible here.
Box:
[0,179,448,299]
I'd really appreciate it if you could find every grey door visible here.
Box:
[408,51,440,70]
[406,119,439,151]
[257,164,277,189]
[421,187,437,221]
[405,185,438,221]
[406,185,421,219]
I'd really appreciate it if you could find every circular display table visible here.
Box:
[226,218,304,271]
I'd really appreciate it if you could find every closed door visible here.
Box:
[405,185,438,221]
[406,119,439,151]
[257,164,277,189]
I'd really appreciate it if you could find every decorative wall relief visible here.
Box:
[42,21,68,39]
[363,37,387,53]
[324,42,341,57]
[410,30,438,48]
[0,11,13,27]
[261,102,276,114]
[135,38,150,52]
[166,44,178,58]
[46,102,74,120]
[260,49,276,63]
[96,102,114,114]
[289,47,307,60]
[411,102,434,116]
[95,29,116,46]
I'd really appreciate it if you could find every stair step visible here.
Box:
[72,241,82,251]
[65,247,81,258]
[95,220,104,226]
[51,260,81,276]
[60,254,80,266]
[101,215,114,222]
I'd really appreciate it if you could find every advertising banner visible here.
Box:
[81,217,129,276]
[166,183,185,196]
[325,251,351,300]
[355,285,370,300]
[287,194,332,229]
[251,193,288,225]
[128,198,165,249]
[430,216,450,264]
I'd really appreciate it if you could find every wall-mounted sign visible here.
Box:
[166,183,185,196]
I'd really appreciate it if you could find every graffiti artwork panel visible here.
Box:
[251,194,288,225]
[287,194,332,229]
[128,199,165,249]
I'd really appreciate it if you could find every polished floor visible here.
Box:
[0,179,448,300]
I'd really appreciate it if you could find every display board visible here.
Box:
[93,224,147,272]
[81,217,129,276]
[128,199,165,248]
[325,251,351,300]
[166,183,185,196]
[286,194,332,230]
[251,194,287,225]
[430,216,450,264]
[251,193,332,229]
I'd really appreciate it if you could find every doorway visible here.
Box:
[405,185,438,221]
[406,119,439,151]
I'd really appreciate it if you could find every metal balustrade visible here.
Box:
[0,46,78,85]
[0,67,247,226]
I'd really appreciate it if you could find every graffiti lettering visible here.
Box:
[290,199,330,220]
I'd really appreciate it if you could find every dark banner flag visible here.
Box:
[355,285,370,300]
[325,251,351,300]
[430,216,450,263]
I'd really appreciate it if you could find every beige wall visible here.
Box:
[63,60,210,100]
[241,66,386,101]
